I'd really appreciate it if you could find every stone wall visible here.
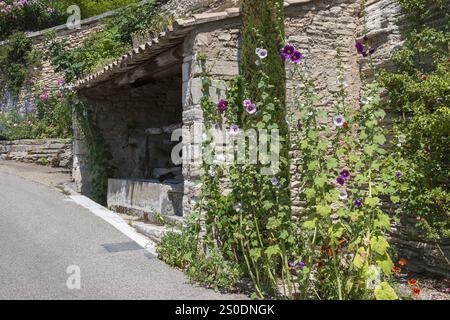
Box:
[285,0,363,215]
[0,139,72,168]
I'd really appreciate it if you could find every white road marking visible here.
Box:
[69,195,158,256]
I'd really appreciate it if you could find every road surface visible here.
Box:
[0,167,243,300]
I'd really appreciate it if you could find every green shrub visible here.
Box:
[157,232,197,269]
[379,27,450,239]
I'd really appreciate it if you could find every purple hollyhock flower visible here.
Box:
[369,47,376,55]
[340,168,350,180]
[354,199,362,208]
[281,44,296,60]
[336,176,345,186]
[229,124,240,135]
[363,35,369,42]
[355,41,365,55]
[257,48,268,59]
[39,93,48,102]
[271,177,279,186]
[246,103,257,114]
[288,261,295,268]
[396,171,403,178]
[333,115,345,127]
[297,261,305,269]
[217,99,228,114]
[290,51,303,64]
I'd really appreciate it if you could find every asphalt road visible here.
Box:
[0,170,243,300]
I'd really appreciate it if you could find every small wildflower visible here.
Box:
[296,120,302,129]
[369,47,376,55]
[411,287,421,296]
[392,266,401,273]
[354,199,362,208]
[399,258,408,266]
[396,171,403,178]
[363,35,369,42]
[297,261,305,269]
[408,279,418,287]
[234,203,242,213]
[333,115,345,127]
[288,261,295,269]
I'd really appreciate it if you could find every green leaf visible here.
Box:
[265,245,281,259]
[353,247,366,269]
[364,197,380,208]
[249,248,262,261]
[370,236,390,255]
[376,256,394,275]
[317,205,331,217]
[303,219,316,230]
[374,282,398,300]
[326,157,338,169]
[374,213,391,230]
[373,134,386,145]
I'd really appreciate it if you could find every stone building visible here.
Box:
[1,0,447,276]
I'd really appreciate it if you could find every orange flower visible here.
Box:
[408,279,418,286]
[399,258,408,266]
[343,122,349,129]
[392,267,401,273]
[412,287,421,296]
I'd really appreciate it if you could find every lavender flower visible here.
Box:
[288,261,295,268]
[396,171,403,178]
[354,199,362,208]
[218,99,228,114]
[297,261,305,269]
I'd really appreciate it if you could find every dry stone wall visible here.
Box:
[0,139,72,168]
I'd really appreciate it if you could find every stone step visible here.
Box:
[133,221,181,244]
